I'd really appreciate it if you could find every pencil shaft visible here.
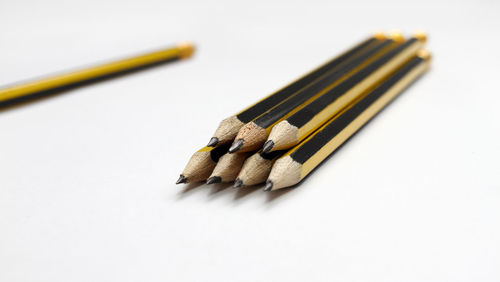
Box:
[265,36,425,153]
[235,36,381,123]
[296,53,430,179]
[0,43,194,106]
[253,39,394,129]
[267,52,430,190]
[292,37,424,137]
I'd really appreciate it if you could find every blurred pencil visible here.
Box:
[0,42,195,107]
[265,50,431,191]
[206,34,386,147]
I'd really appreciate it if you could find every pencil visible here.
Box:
[176,144,230,184]
[228,35,399,153]
[206,34,386,147]
[0,42,195,107]
[262,32,426,153]
[234,150,284,188]
[265,50,431,191]
[206,152,251,184]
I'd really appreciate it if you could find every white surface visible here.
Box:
[1,0,499,281]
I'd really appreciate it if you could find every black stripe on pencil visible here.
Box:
[294,56,425,163]
[235,37,379,122]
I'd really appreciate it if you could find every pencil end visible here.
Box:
[228,139,244,153]
[206,176,222,185]
[263,180,273,192]
[413,30,427,43]
[233,178,243,188]
[207,137,219,147]
[177,41,195,59]
[176,175,187,184]
[388,30,404,42]
[417,49,431,60]
[262,140,274,153]
[372,31,386,40]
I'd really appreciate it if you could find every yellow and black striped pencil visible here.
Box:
[228,35,399,153]
[0,42,194,107]
[265,50,431,191]
[262,33,426,153]
[206,34,386,147]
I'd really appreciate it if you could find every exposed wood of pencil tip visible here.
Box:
[235,152,275,187]
[264,120,299,153]
[229,122,267,153]
[207,152,250,183]
[177,150,217,184]
[266,155,302,191]
[208,116,245,147]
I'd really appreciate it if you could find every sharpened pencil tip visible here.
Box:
[233,178,243,188]
[264,180,273,191]
[262,140,274,153]
[176,175,187,184]
[206,176,222,185]
[228,139,244,153]
[207,137,219,147]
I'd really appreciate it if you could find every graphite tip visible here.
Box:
[262,140,274,153]
[206,176,222,185]
[228,139,244,153]
[207,137,219,147]
[233,178,243,188]
[263,180,273,192]
[176,175,187,184]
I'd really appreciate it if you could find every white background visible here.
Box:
[1,0,499,281]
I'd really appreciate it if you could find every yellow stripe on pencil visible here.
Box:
[0,42,195,107]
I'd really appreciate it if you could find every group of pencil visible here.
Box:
[176,31,431,191]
